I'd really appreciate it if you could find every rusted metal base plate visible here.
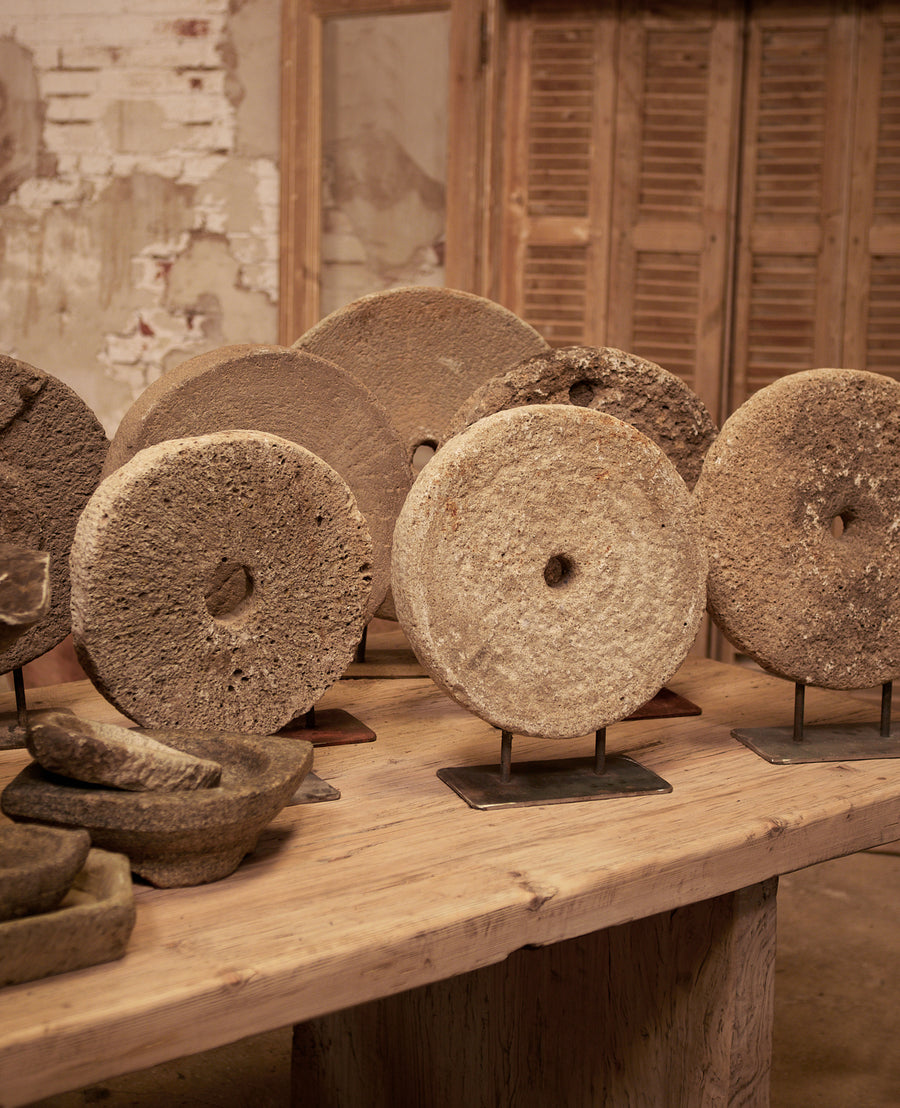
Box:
[626,686,701,720]
[733,724,900,765]
[279,709,375,747]
[437,754,672,811]
[288,771,341,805]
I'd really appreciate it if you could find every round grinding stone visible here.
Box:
[0,355,108,671]
[444,345,717,489]
[392,405,707,738]
[103,345,409,622]
[695,368,900,690]
[71,430,373,733]
[293,286,549,461]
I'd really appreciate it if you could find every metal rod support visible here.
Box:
[305,706,316,730]
[792,682,805,743]
[500,730,513,783]
[881,681,893,738]
[13,667,26,731]
[355,625,368,665]
[594,728,606,776]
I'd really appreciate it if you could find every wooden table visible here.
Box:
[1,658,899,1106]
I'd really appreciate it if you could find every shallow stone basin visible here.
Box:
[0,821,91,920]
[1,731,313,887]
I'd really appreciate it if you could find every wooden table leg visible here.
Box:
[291,878,777,1108]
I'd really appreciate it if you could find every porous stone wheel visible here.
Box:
[444,345,717,489]
[392,405,707,738]
[293,286,549,463]
[104,344,409,622]
[71,430,372,734]
[0,355,108,670]
[694,368,900,690]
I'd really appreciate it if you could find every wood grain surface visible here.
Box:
[1,658,899,1105]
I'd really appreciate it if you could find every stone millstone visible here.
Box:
[392,405,707,738]
[294,286,549,462]
[0,356,108,670]
[695,368,900,690]
[71,430,373,733]
[444,345,718,489]
[103,344,409,622]
[26,712,223,792]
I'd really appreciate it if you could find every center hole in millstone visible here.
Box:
[543,553,576,588]
[830,508,855,538]
[205,557,254,620]
[568,380,596,407]
[412,439,438,474]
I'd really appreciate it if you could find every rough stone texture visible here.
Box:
[694,368,900,690]
[0,355,108,672]
[71,430,372,733]
[0,821,91,921]
[27,712,223,792]
[294,286,549,461]
[0,848,135,987]
[392,405,707,738]
[444,345,718,490]
[103,344,409,622]
[2,732,314,887]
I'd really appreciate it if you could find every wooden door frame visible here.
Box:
[279,0,493,344]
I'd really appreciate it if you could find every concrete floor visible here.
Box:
[26,844,900,1108]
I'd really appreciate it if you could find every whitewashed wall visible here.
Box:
[0,0,281,434]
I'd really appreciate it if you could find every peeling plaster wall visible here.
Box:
[0,0,280,434]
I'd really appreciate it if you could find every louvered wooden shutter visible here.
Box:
[498,2,618,347]
[498,2,740,421]
[730,5,856,409]
[606,3,741,420]
[844,5,900,381]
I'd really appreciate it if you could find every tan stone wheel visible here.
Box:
[293,286,549,463]
[0,355,108,671]
[444,345,717,489]
[695,368,900,690]
[392,405,707,739]
[71,430,372,734]
[104,344,409,622]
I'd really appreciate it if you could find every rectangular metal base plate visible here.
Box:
[627,686,701,720]
[733,724,900,765]
[279,708,375,747]
[437,754,672,811]
[288,771,341,805]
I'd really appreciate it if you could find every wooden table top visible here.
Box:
[2,657,899,1105]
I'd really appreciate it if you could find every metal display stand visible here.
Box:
[733,679,900,764]
[438,726,673,810]
[437,683,700,810]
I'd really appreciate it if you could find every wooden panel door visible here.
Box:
[496,1,618,347]
[845,4,900,381]
[494,1,741,421]
[729,3,857,409]
[606,2,742,421]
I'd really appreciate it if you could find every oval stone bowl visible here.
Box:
[0,822,92,920]
[1,731,313,887]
